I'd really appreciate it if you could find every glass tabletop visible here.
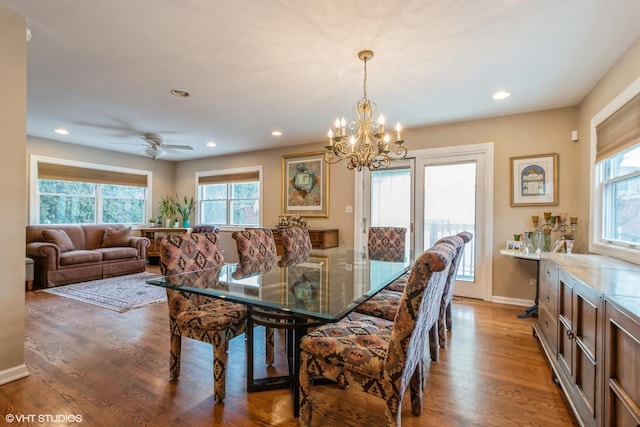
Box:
[147,247,411,322]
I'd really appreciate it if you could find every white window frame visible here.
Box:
[589,76,640,264]
[30,155,152,225]
[195,166,264,230]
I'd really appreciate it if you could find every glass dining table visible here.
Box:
[146,247,411,416]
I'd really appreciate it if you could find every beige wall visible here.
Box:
[575,36,640,252]
[174,141,355,258]
[175,107,580,301]
[0,8,28,382]
[26,136,177,220]
[405,107,580,300]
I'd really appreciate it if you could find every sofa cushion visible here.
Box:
[101,226,131,248]
[95,247,138,261]
[59,250,103,266]
[42,229,76,252]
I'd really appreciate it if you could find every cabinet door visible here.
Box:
[573,283,601,426]
[604,299,640,426]
[557,271,602,427]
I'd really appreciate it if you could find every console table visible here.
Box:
[499,249,540,318]
[138,227,188,264]
[271,228,338,255]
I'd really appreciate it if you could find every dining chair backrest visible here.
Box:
[159,232,226,311]
[383,242,455,383]
[160,232,224,275]
[191,224,220,234]
[368,226,407,262]
[279,226,312,257]
[231,228,278,267]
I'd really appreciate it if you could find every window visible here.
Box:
[197,168,262,227]
[591,80,640,263]
[32,157,150,225]
[596,145,640,245]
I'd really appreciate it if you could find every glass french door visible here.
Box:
[355,143,493,301]
[359,159,415,259]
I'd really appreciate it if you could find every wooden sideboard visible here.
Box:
[138,227,188,264]
[271,228,339,255]
[533,253,640,427]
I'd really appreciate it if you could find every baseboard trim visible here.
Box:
[491,296,534,307]
[0,364,29,385]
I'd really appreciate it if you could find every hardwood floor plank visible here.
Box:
[0,285,578,427]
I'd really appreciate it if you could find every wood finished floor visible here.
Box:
[1,276,578,427]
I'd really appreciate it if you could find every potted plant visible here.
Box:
[174,195,196,228]
[158,196,176,228]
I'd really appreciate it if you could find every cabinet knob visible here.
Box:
[566,330,575,340]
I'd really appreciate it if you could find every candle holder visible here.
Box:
[533,212,577,252]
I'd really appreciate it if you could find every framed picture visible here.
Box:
[283,256,329,312]
[282,151,329,218]
[510,153,559,206]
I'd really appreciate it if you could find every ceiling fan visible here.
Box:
[139,133,193,159]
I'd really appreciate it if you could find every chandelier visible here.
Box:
[324,50,407,171]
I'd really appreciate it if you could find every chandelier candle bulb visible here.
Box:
[327,130,333,146]
[341,117,346,136]
[378,114,385,133]
[395,123,402,141]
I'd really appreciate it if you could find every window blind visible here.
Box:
[198,171,259,185]
[38,162,148,187]
[596,92,640,162]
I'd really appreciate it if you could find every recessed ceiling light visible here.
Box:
[170,88,191,97]
[54,128,69,135]
[272,130,282,136]
[492,91,511,100]
[206,141,216,148]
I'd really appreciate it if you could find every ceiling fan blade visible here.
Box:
[163,144,193,150]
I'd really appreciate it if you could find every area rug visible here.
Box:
[41,272,166,312]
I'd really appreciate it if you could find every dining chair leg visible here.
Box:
[429,324,439,362]
[169,333,181,380]
[213,341,229,403]
[298,352,312,427]
[410,364,423,416]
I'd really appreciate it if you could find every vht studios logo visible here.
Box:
[5,413,83,423]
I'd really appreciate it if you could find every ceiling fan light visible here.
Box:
[145,147,166,159]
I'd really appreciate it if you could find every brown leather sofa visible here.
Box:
[26,224,150,288]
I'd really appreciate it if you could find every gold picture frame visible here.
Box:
[510,153,559,206]
[282,151,329,217]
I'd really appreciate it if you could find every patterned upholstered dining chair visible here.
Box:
[435,231,473,347]
[159,232,247,403]
[279,226,312,257]
[231,228,279,366]
[368,226,407,262]
[355,232,473,352]
[299,244,455,427]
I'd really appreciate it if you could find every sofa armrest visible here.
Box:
[129,237,150,260]
[26,242,60,270]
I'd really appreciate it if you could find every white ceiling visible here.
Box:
[2,0,640,161]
